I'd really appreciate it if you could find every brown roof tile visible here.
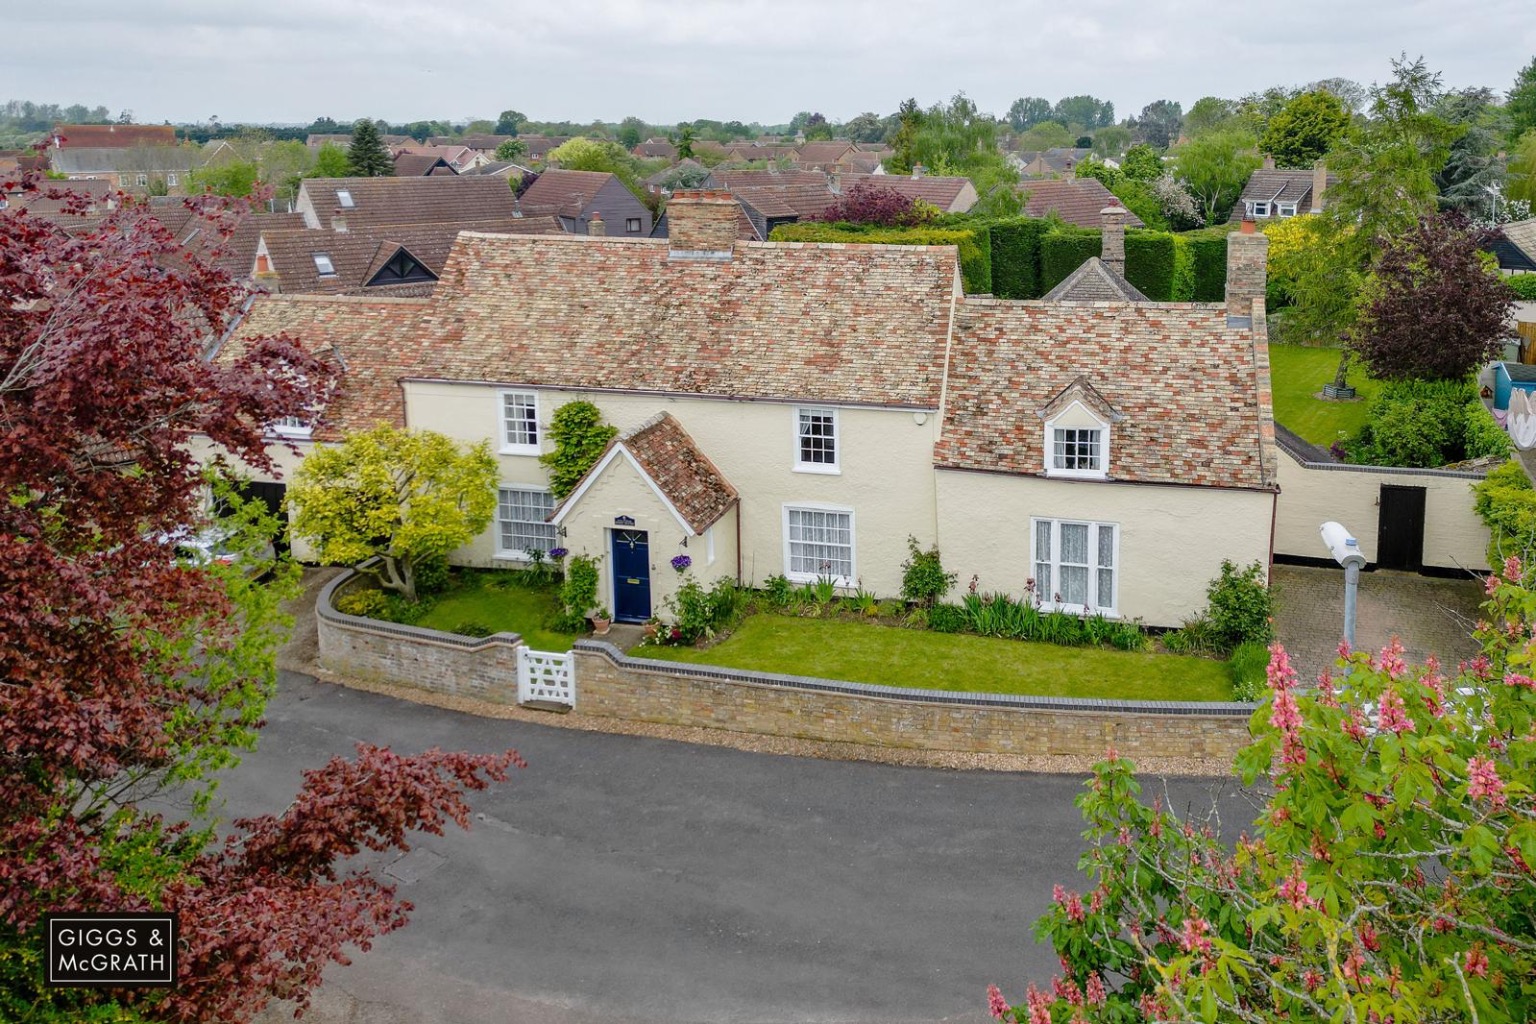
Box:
[1018,178,1145,229]
[604,413,738,533]
[217,294,429,440]
[1042,257,1150,302]
[837,173,976,212]
[517,169,615,217]
[415,232,959,407]
[53,124,177,148]
[936,298,1273,490]
[299,176,521,230]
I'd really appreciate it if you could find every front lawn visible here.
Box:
[1268,344,1381,447]
[412,571,579,652]
[631,615,1233,702]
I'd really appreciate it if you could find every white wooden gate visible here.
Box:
[517,647,575,707]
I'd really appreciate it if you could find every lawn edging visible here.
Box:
[573,641,1257,760]
[317,569,527,702]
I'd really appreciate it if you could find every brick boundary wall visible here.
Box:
[571,642,1256,760]
[316,571,526,703]
[315,571,1256,758]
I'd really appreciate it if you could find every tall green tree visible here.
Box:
[1052,95,1114,130]
[494,138,527,162]
[288,426,497,603]
[1090,125,1131,159]
[617,116,646,149]
[308,141,350,178]
[1183,96,1238,138]
[676,124,695,159]
[1120,143,1163,181]
[843,111,886,143]
[1007,96,1053,133]
[1435,87,1505,216]
[495,109,526,136]
[187,159,261,197]
[1261,90,1351,167]
[1506,56,1536,141]
[889,97,923,172]
[1133,99,1183,148]
[345,118,394,177]
[1174,129,1261,223]
[1509,129,1536,206]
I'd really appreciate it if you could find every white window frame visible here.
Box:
[268,415,313,440]
[1251,200,1271,218]
[793,406,840,475]
[782,503,855,586]
[1043,402,1109,480]
[166,173,178,186]
[312,253,337,277]
[498,389,541,455]
[135,173,148,187]
[1031,518,1118,617]
[495,486,557,561]
[1277,202,1297,218]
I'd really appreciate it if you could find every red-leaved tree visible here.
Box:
[1351,212,1515,380]
[0,167,520,1022]
[813,182,935,227]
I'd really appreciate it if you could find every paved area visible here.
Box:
[237,671,1255,1024]
[1271,564,1484,685]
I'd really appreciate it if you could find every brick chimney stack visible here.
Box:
[1262,153,1276,170]
[1226,219,1269,321]
[330,213,348,233]
[911,163,926,179]
[587,211,606,236]
[1311,161,1327,214]
[667,190,738,255]
[1100,206,1127,278]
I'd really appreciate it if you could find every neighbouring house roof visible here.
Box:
[1018,178,1146,229]
[412,232,960,408]
[643,158,711,188]
[298,176,522,229]
[650,200,761,241]
[462,160,532,179]
[836,172,976,212]
[517,168,616,217]
[1237,168,1334,211]
[517,136,571,161]
[838,153,884,174]
[936,297,1273,490]
[724,144,799,162]
[634,139,678,159]
[258,217,561,295]
[215,293,430,440]
[53,124,177,148]
[305,133,413,150]
[50,147,196,175]
[1042,257,1150,302]
[733,183,838,221]
[1498,219,1536,272]
[794,141,857,167]
[709,169,829,191]
[428,134,511,151]
[556,413,738,534]
[2,178,116,223]
[393,153,456,177]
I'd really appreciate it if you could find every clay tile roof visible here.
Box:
[216,294,429,440]
[837,173,975,212]
[615,413,738,533]
[53,124,177,148]
[413,232,959,408]
[517,168,614,216]
[298,176,521,229]
[1238,168,1335,208]
[709,169,829,191]
[1042,257,1150,302]
[634,139,678,159]
[1018,178,1145,229]
[935,299,1272,490]
[393,153,452,177]
[794,141,856,166]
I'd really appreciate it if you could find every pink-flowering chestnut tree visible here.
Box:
[992,558,1536,1023]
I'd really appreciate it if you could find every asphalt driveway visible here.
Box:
[236,671,1252,1024]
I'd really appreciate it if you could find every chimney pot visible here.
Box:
[1240,218,1256,235]
[1262,153,1276,170]
[330,214,347,233]
[587,211,606,236]
[1100,205,1127,278]
[911,163,925,179]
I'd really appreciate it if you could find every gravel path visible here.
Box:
[277,569,1234,778]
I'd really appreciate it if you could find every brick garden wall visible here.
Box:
[316,572,525,703]
[572,642,1255,760]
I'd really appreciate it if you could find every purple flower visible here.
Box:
[548,547,568,559]
[670,554,692,572]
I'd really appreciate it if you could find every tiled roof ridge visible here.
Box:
[251,292,431,306]
[1041,257,1150,302]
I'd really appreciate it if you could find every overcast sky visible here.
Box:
[6,0,1535,127]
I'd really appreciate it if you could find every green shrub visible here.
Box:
[987,217,1048,298]
[1348,379,1476,468]
[762,573,794,608]
[1465,397,1514,460]
[1038,610,1086,646]
[556,554,600,631]
[379,593,431,625]
[539,401,618,499]
[335,588,390,618]
[1507,274,1536,301]
[769,223,992,294]
[1206,560,1274,651]
[928,603,968,633]
[414,555,451,596]
[1125,230,1177,300]
[901,536,958,607]
[1475,459,1536,565]
[1162,614,1221,655]
[454,620,494,638]
[1106,619,1150,652]
[663,576,750,644]
[1185,230,1229,302]
[1228,641,1271,702]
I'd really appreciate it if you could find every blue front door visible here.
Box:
[611,529,651,623]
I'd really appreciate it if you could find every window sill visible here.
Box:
[499,445,541,457]
[1044,468,1108,481]
[493,551,538,563]
[267,429,314,441]
[792,464,841,476]
[785,572,853,587]
[1039,603,1119,619]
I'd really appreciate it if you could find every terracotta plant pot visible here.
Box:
[643,622,659,638]
[592,618,612,636]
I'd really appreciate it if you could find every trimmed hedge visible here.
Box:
[1186,230,1230,302]
[1039,227,1201,301]
[769,222,992,294]
[986,217,1049,299]
[1040,229,1100,293]
[1509,274,1536,301]
[1475,459,1536,566]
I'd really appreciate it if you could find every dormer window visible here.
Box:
[337,189,355,208]
[1038,380,1121,481]
[1251,201,1271,218]
[1277,202,1297,218]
